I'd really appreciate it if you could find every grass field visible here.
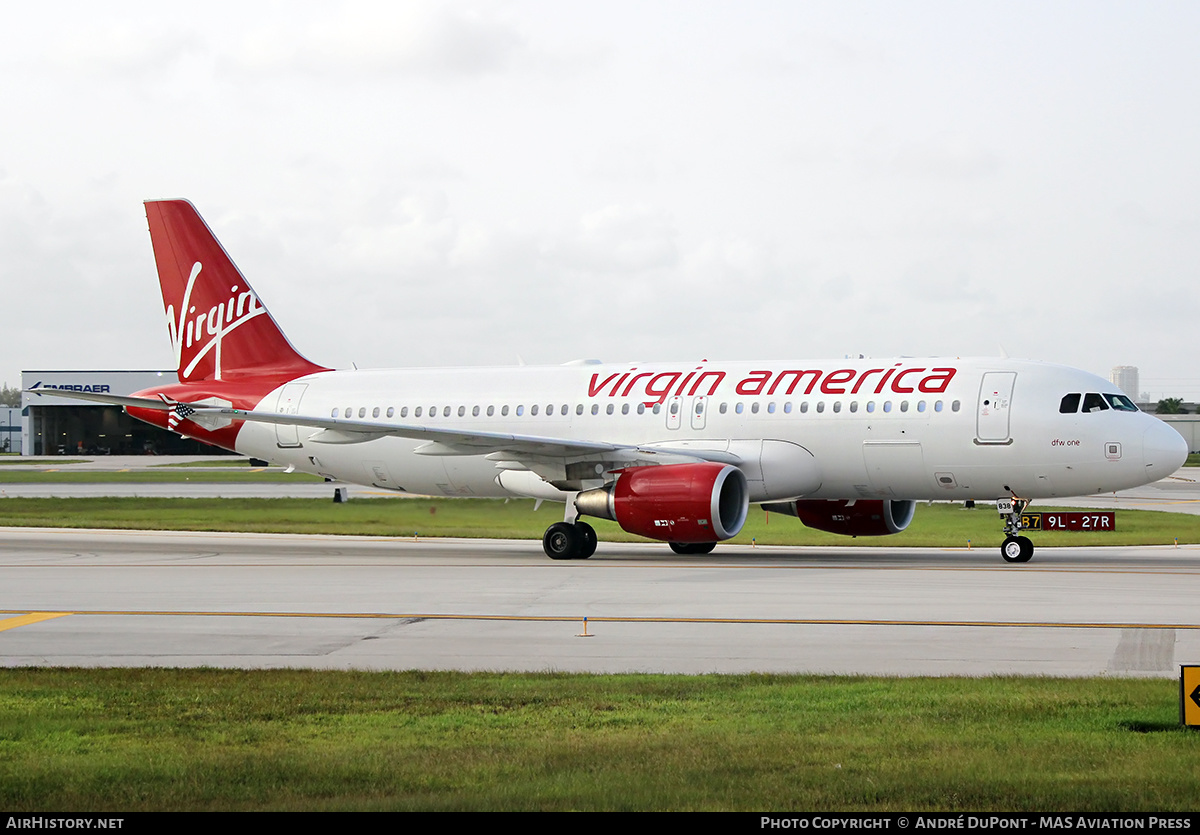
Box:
[0,470,322,483]
[0,496,1195,548]
[0,669,1193,812]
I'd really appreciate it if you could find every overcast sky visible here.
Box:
[4,1,1198,399]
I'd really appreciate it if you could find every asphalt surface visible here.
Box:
[2,528,1198,676]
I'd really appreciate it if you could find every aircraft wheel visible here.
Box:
[1001,535,1034,563]
[669,541,717,555]
[543,522,582,560]
[576,522,597,559]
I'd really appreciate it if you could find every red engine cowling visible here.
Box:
[763,499,916,537]
[575,463,749,543]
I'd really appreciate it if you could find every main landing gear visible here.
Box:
[542,521,597,560]
[998,497,1034,563]
[669,542,716,555]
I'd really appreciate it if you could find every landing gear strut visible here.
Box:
[542,521,597,560]
[998,497,1034,563]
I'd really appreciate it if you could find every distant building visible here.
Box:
[1110,366,1139,399]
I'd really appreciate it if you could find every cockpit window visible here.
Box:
[1082,393,1109,412]
[1059,393,1080,414]
[1104,393,1139,412]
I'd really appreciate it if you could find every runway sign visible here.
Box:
[1019,512,1115,531]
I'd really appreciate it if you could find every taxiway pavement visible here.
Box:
[2,528,1198,676]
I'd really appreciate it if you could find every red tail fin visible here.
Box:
[145,200,328,383]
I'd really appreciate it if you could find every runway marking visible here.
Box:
[0,609,1196,630]
[0,612,72,632]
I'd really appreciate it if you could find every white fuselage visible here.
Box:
[232,357,1185,504]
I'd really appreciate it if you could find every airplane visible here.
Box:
[37,199,1189,563]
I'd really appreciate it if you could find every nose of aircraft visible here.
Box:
[1143,419,1189,478]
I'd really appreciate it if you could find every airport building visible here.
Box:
[19,370,231,456]
[1,407,19,454]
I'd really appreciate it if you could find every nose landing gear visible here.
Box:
[997,497,1034,563]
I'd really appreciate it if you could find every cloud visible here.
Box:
[231,4,527,80]
[544,205,679,275]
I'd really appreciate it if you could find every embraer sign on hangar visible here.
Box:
[21,372,171,407]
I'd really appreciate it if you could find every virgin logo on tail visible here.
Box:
[165,261,268,381]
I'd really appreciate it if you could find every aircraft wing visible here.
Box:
[200,405,744,465]
[28,389,743,467]
[24,389,179,409]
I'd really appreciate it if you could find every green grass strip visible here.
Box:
[0,669,1193,811]
[0,470,322,483]
[0,497,1196,547]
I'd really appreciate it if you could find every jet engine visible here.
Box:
[575,462,749,543]
[761,498,916,537]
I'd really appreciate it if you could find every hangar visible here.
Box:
[19,370,231,456]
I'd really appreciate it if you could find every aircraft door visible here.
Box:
[274,383,307,448]
[976,372,1016,444]
[691,396,707,430]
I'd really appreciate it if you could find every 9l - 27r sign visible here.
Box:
[1019,512,1115,531]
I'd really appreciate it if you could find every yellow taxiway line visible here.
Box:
[0,609,1196,630]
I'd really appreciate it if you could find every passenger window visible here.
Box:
[578,404,585,415]
[951,400,960,412]
[415,406,423,418]
[372,407,380,418]
[849,401,858,413]
[387,407,395,418]
[331,408,339,418]
[900,401,909,413]
[832,401,841,413]
[816,402,825,413]
[487,405,494,416]
[472,405,480,417]
[531,405,539,416]
[720,403,728,414]
[638,403,646,415]
[767,402,776,414]
[1059,393,1081,414]
[606,404,614,415]
[751,402,760,414]
[652,403,661,414]
[934,401,943,412]
[1082,393,1109,412]
[784,402,793,414]
[917,401,926,413]
[358,407,366,418]
[866,402,875,413]
[400,407,408,418]
[883,401,892,413]
[517,405,525,416]
[501,405,509,416]
[444,406,452,417]
[622,404,630,415]
[800,402,809,413]
[591,404,599,415]
[735,403,744,414]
